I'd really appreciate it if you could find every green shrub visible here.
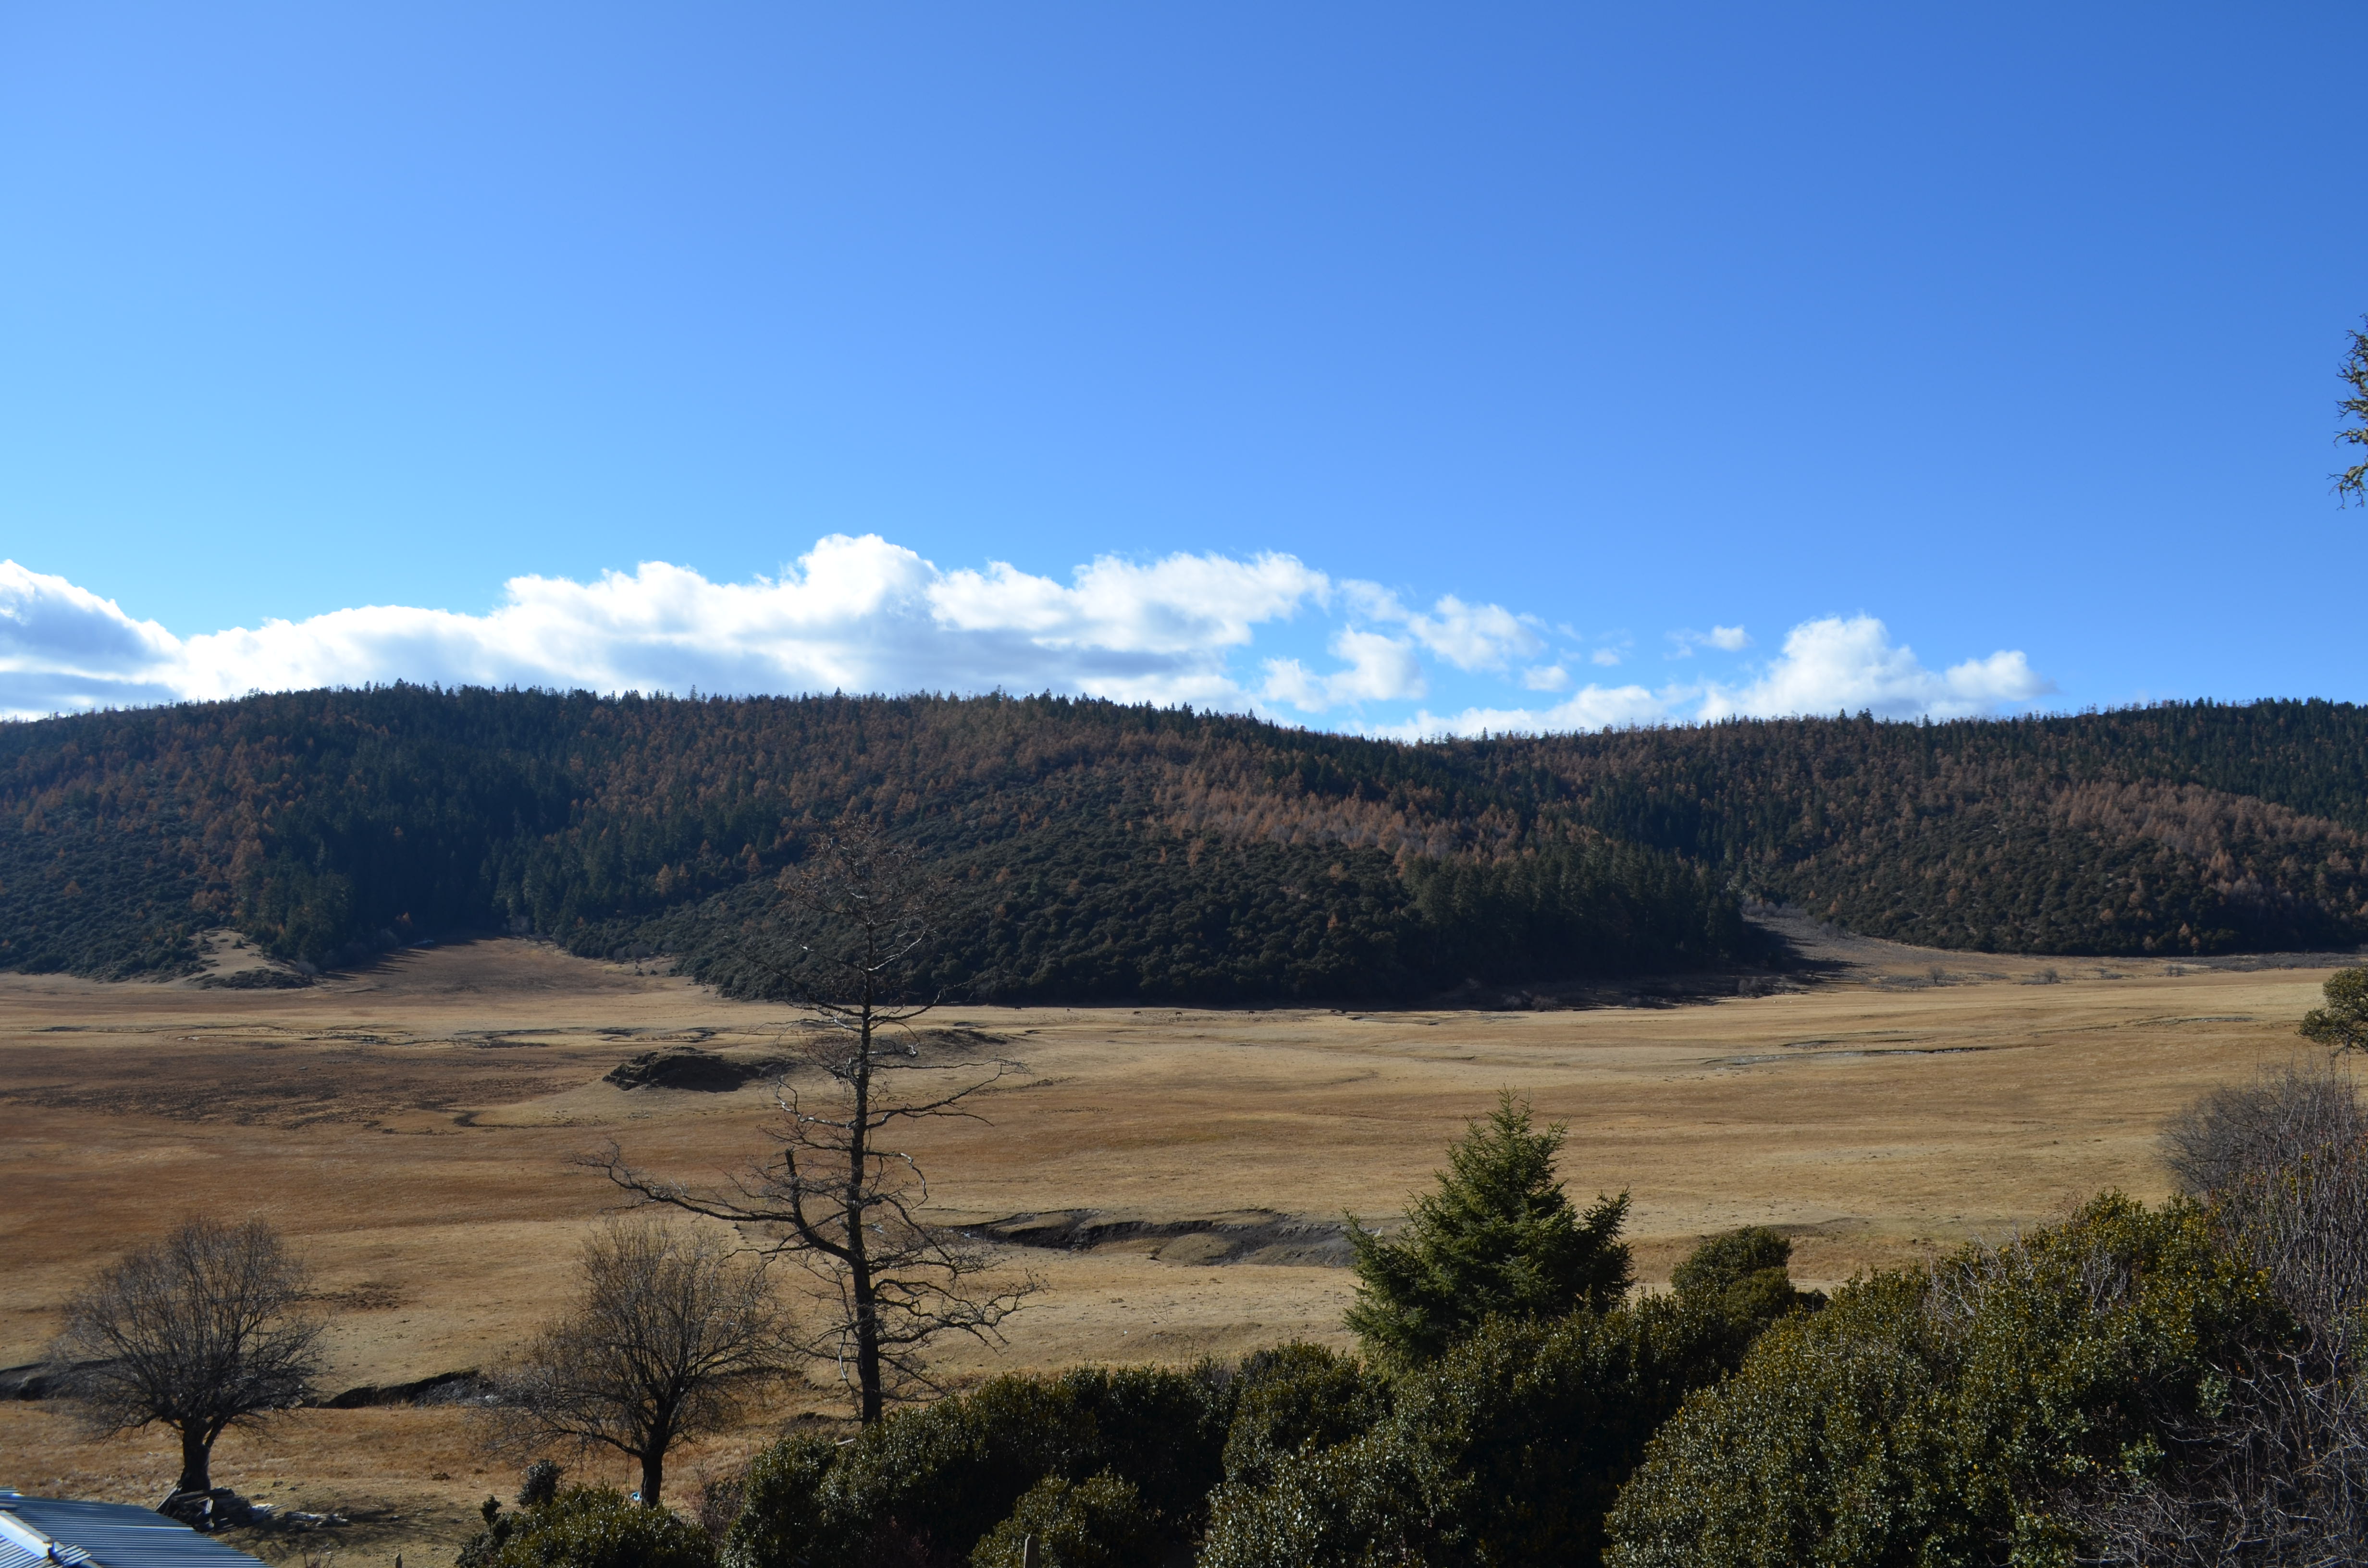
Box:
[463,1487,715,1568]
[518,1459,565,1508]
[1219,1343,1389,1491]
[1204,1300,1747,1567]
[1051,1362,1234,1532]
[1605,1194,2292,1567]
[833,1374,1103,1556]
[1346,1093,1632,1366]
[726,1364,1232,1568]
[1668,1226,1822,1332]
[969,1472,1161,1568]
[723,1433,846,1568]
[1198,1431,1425,1568]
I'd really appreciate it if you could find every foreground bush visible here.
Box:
[1667,1224,1822,1330]
[725,1363,1232,1567]
[460,1487,715,1568]
[1218,1342,1390,1492]
[718,1224,1808,1568]
[2128,1059,2368,1558]
[1604,1194,2291,1566]
[969,1472,1160,1567]
[1202,1295,1761,1567]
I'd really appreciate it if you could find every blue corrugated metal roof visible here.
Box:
[0,1494,267,1568]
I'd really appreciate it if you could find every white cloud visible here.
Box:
[1669,624,1751,658]
[1339,583,1543,670]
[1352,614,2050,737]
[1696,614,2051,722]
[1262,628,1426,711]
[1325,629,1426,702]
[0,537,1331,719]
[0,549,2054,736]
[0,562,186,711]
[1365,683,1674,740]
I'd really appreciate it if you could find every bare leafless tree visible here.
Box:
[2161,1056,2368,1197]
[486,1219,792,1507]
[49,1216,326,1496]
[592,824,1035,1423]
[2045,1061,2368,1563]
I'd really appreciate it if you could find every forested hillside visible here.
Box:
[0,688,2361,995]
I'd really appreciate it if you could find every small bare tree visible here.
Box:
[2072,1060,2368,1561]
[593,824,1034,1422]
[2161,1055,2368,1196]
[487,1219,791,1507]
[49,1216,325,1497]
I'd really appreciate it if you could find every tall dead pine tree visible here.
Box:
[594,824,1033,1421]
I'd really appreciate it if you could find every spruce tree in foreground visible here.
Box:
[1344,1092,1630,1364]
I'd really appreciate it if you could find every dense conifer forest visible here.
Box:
[0,687,2361,995]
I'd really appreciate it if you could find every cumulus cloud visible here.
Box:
[1696,614,2051,722]
[0,563,187,713]
[0,537,1330,719]
[1261,629,1427,711]
[0,547,2052,737]
[1341,584,1544,670]
[1357,614,2047,738]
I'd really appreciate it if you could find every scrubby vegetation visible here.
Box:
[459,1486,717,1568]
[677,1052,2368,1567]
[3,688,2362,991]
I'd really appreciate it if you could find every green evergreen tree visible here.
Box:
[1345,1093,1630,1364]
[2300,966,2368,1052]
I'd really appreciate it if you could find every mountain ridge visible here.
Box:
[1,689,2360,997]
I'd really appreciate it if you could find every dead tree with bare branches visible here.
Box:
[592,824,1035,1423]
[49,1216,326,1497]
[2059,1060,2368,1564]
[486,1219,791,1507]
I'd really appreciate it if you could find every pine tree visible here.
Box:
[1345,1093,1631,1364]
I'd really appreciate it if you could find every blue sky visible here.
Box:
[1,3,2362,728]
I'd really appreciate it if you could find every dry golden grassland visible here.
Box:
[0,933,2350,1562]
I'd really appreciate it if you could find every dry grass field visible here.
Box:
[0,929,2353,1563]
